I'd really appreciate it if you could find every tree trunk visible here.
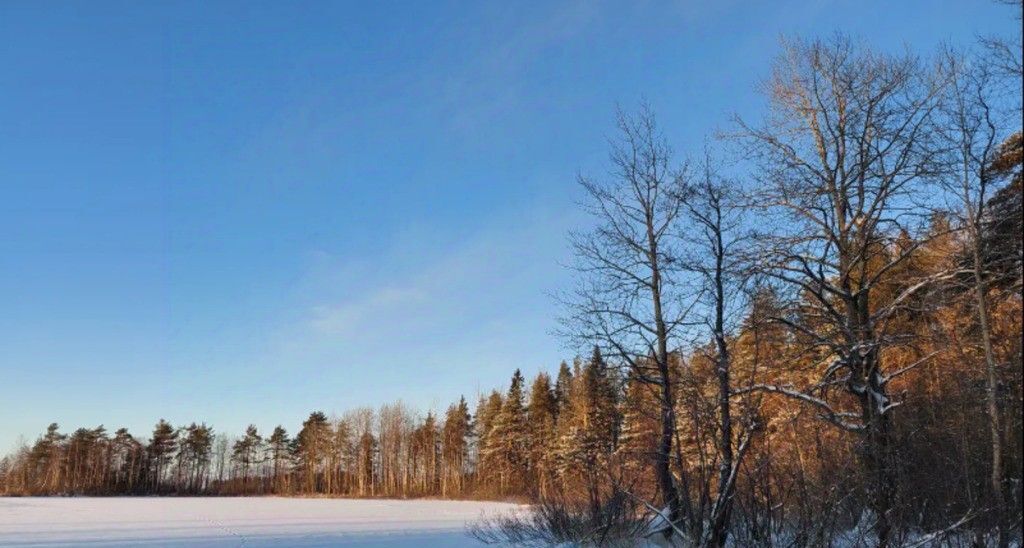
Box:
[709,353,734,547]
[709,222,734,548]
[656,377,682,538]
[859,350,896,548]
[973,238,1006,548]
[648,205,682,539]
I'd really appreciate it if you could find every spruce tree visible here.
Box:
[413,412,439,495]
[267,426,290,493]
[474,389,504,490]
[441,397,472,496]
[582,347,619,457]
[553,361,573,417]
[554,364,582,484]
[526,372,558,498]
[616,374,662,502]
[554,349,620,508]
[488,369,529,494]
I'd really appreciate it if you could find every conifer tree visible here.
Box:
[474,390,503,489]
[616,376,660,477]
[556,349,620,510]
[232,425,263,490]
[178,423,213,493]
[111,427,144,493]
[267,426,290,493]
[526,372,558,498]
[65,426,108,494]
[147,420,177,493]
[554,365,580,481]
[582,347,619,457]
[295,412,330,493]
[553,361,573,417]
[411,412,440,495]
[441,397,472,497]
[487,370,529,494]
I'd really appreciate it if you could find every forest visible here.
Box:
[2,8,1022,548]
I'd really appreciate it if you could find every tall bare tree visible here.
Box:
[979,0,1023,107]
[679,152,758,547]
[936,48,1019,547]
[736,36,946,547]
[561,104,693,537]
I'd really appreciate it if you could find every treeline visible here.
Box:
[3,16,1023,548]
[0,354,623,502]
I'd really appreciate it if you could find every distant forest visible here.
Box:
[3,7,1021,548]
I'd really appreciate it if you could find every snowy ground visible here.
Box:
[0,497,524,547]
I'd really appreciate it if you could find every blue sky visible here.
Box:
[0,1,1015,450]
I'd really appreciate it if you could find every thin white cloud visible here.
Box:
[309,286,429,336]
[271,199,580,380]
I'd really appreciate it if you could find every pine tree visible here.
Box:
[488,370,529,495]
[232,425,263,490]
[554,361,573,417]
[441,397,472,497]
[266,426,290,493]
[526,372,558,498]
[411,412,439,495]
[178,423,213,493]
[554,364,581,482]
[111,428,143,493]
[65,426,107,494]
[556,349,620,509]
[147,420,177,493]
[295,412,330,493]
[582,347,619,456]
[474,390,504,490]
[30,423,65,494]
[616,375,661,478]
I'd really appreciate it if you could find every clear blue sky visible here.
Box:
[0,1,1014,451]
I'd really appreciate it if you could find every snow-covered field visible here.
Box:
[0,497,523,547]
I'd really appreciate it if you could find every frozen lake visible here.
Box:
[0,497,523,546]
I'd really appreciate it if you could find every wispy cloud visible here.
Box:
[309,286,429,336]
[262,199,580,403]
[299,201,573,344]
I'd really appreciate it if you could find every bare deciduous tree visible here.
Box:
[936,48,1017,548]
[735,35,947,547]
[679,152,758,547]
[560,104,693,538]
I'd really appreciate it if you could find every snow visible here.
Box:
[0,497,523,547]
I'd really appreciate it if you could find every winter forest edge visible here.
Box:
[2,6,1023,548]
